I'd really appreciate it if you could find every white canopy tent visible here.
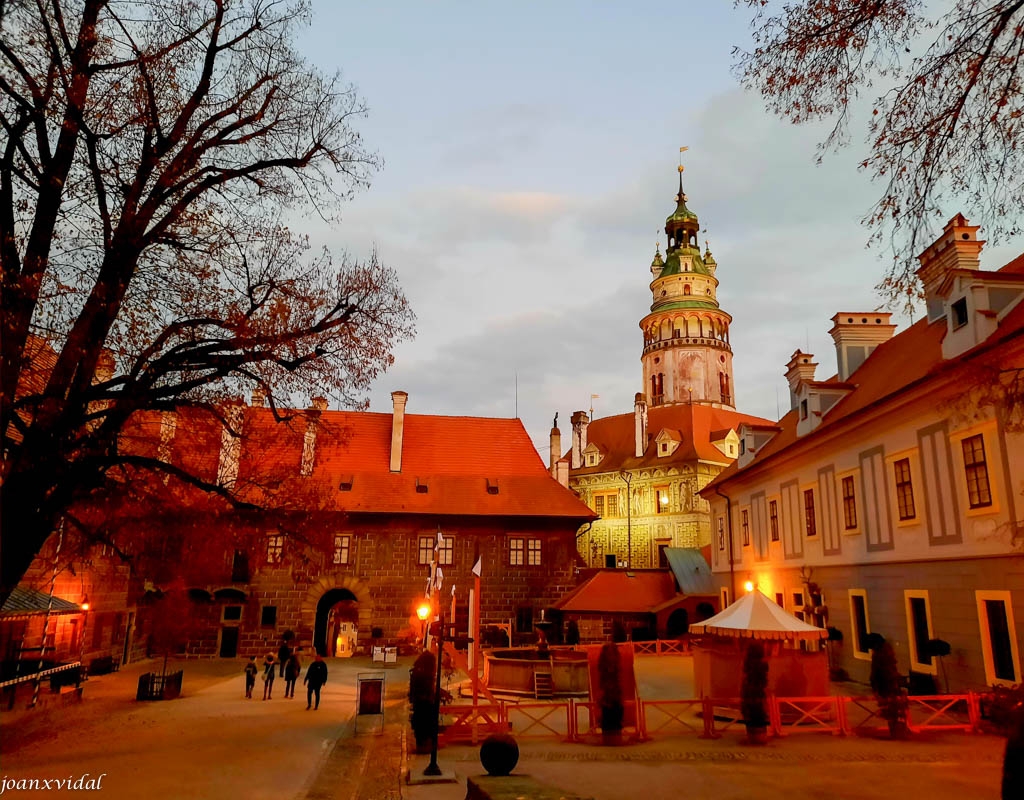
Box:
[690,589,827,642]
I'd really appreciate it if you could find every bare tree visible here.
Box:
[0,0,415,604]
[734,0,1024,302]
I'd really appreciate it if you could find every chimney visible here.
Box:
[784,351,817,410]
[570,411,589,469]
[916,214,984,321]
[251,386,267,407]
[216,402,244,486]
[310,396,328,412]
[829,313,896,381]
[390,391,408,473]
[94,350,115,384]
[634,393,648,458]
[549,420,562,475]
[555,458,569,488]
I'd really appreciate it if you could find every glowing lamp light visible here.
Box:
[416,603,431,621]
[744,581,755,593]
[81,594,90,611]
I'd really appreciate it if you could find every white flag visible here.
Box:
[434,566,444,591]
[451,584,456,597]
[436,529,444,548]
[471,555,482,577]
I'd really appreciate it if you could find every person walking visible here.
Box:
[304,653,328,710]
[277,641,291,678]
[262,654,276,700]
[283,649,302,699]
[243,656,258,699]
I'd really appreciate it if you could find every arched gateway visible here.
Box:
[301,575,374,657]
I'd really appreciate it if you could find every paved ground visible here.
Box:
[0,654,1009,799]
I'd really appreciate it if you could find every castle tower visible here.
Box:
[639,162,735,408]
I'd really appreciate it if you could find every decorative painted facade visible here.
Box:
[701,215,1024,691]
[565,167,772,569]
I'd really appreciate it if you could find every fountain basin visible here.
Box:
[482,647,589,696]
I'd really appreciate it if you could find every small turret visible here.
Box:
[650,244,664,279]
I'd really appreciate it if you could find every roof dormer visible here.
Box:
[709,428,739,460]
[582,442,603,468]
[736,422,780,469]
[938,268,1024,360]
[654,428,682,458]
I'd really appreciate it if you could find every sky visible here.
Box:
[296,2,1022,458]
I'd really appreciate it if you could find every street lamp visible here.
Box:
[619,471,632,569]
[424,608,445,777]
[416,602,431,650]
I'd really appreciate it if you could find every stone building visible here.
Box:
[5,391,595,665]
[701,215,1024,690]
[565,166,772,568]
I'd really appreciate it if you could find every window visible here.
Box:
[231,550,249,583]
[222,605,242,622]
[904,591,935,673]
[848,590,871,660]
[792,591,805,621]
[962,434,993,509]
[976,590,1021,685]
[951,297,968,328]
[841,476,858,530]
[803,489,817,537]
[654,485,670,514]
[800,399,808,420]
[894,458,916,520]
[332,534,351,565]
[774,592,784,607]
[592,491,618,518]
[437,536,454,566]
[266,534,283,564]
[509,537,525,566]
[741,509,750,547]
[720,588,731,609]
[769,500,780,542]
[527,538,542,566]
[417,536,434,566]
[260,606,277,627]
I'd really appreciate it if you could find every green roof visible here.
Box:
[657,249,708,278]
[651,298,719,312]
[666,198,697,224]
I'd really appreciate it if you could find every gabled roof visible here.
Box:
[569,404,773,476]
[663,548,718,596]
[554,570,679,613]
[703,251,1024,492]
[120,407,597,521]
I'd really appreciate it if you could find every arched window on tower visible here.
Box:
[720,373,731,405]
[684,284,691,295]
[651,374,658,404]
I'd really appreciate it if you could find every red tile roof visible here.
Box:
[123,406,597,521]
[554,569,679,613]
[704,252,1024,490]
[570,404,774,475]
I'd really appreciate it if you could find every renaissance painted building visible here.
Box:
[565,167,772,569]
[701,215,1024,691]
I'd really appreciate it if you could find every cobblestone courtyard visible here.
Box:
[0,655,1008,799]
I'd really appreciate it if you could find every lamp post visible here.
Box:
[424,608,445,777]
[619,471,632,569]
[416,602,430,650]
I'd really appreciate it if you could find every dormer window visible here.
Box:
[952,297,968,329]
[739,439,746,455]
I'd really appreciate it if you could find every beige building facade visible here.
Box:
[702,215,1024,691]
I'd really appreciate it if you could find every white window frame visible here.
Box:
[526,538,542,566]
[266,533,284,564]
[848,589,872,661]
[332,533,351,566]
[904,589,937,675]
[417,536,434,566]
[509,537,525,567]
[976,590,1021,686]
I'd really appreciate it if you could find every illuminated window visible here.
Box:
[509,537,525,566]
[894,458,916,520]
[527,539,542,566]
[962,434,993,509]
[592,491,618,518]
[655,485,670,514]
[842,476,857,530]
[769,500,780,542]
[266,534,284,564]
[803,489,817,537]
[417,536,434,566]
[332,534,351,565]
[741,509,750,547]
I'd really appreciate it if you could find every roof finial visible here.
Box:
[677,146,689,202]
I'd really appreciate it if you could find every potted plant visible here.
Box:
[868,635,909,738]
[741,641,770,744]
[408,651,436,753]
[597,642,624,744]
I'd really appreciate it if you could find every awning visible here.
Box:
[0,587,82,618]
[689,589,827,641]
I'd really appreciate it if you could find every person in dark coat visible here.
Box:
[283,649,302,698]
[243,656,258,699]
[277,641,291,678]
[262,654,276,700]
[304,653,328,710]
